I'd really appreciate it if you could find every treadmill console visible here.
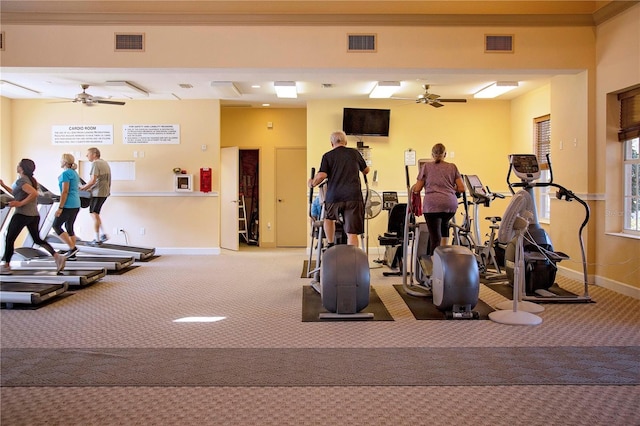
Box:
[510,154,541,182]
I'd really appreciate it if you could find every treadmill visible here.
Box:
[1,281,68,308]
[1,193,70,307]
[0,268,106,287]
[12,250,134,272]
[38,183,156,261]
[0,190,107,287]
[15,186,136,271]
[71,240,155,261]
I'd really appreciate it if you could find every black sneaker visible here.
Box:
[66,247,79,260]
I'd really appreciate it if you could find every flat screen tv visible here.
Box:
[342,108,390,137]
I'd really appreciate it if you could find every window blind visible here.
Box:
[534,115,551,169]
[618,86,640,141]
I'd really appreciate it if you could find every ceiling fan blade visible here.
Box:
[426,93,440,100]
[438,99,467,103]
[95,99,126,106]
[430,101,444,108]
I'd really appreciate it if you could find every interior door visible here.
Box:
[220,146,239,251]
[276,148,307,247]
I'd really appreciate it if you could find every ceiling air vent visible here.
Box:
[115,33,145,52]
[348,34,376,52]
[485,35,514,53]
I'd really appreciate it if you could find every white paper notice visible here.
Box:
[52,125,114,145]
[123,124,180,144]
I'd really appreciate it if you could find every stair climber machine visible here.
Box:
[306,168,372,320]
[501,154,591,303]
[401,164,481,319]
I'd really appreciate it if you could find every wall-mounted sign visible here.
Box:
[123,124,180,144]
[52,125,114,145]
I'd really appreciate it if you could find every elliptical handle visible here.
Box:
[308,167,316,215]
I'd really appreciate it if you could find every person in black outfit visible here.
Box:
[308,131,370,247]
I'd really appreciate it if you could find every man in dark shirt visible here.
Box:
[308,131,370,246]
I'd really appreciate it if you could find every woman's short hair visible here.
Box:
[62,153,75,167]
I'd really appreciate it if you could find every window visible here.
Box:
[619,87,640,234]
[623,138,639,232]
[534,115,551,221]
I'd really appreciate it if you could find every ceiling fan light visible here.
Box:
[274,81,297,98]
[474,81,519,99]
[369,81,400,98]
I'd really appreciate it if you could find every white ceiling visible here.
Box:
[0,66,559,108]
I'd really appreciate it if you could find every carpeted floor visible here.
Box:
[1,249,639,425]
[2,346,638,387]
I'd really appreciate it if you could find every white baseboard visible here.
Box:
[557,265,640,299]
[155,247,220,255]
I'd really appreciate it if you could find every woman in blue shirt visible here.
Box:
[53,153,81,259]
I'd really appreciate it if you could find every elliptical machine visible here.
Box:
[500,154,591,303]
[306,168,372,319]
[401,163,481,319]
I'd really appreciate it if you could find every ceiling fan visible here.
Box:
[414,84,467,108]
[73,84,125,106]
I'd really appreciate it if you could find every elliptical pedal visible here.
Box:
[534,288,559,298]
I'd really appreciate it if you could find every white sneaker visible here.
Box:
[0,264,11,275]
[54,253,66,273]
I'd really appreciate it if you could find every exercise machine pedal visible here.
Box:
[534,288,558,298]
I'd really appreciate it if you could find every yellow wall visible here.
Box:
[3,99,221,251]
[1,25,595,72]
[220,108,307,247]
[307,98,513,247]
[595,4,640,290]
[0,97,13,179]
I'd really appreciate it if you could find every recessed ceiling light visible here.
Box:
[262,103,270,107]
[252,84,261,88]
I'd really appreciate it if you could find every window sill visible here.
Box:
[605,232,640,240]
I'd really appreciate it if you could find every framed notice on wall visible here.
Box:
[52,125,113,145]
[123,124,180,144]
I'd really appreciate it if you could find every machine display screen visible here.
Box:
[510,154,540,181]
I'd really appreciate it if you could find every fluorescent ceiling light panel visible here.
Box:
[105,80,149,98]
[210,81,242,98]
[474,81,519,99]
[0,80,41,97]
[369,81,401,98]
[274,81,297,98]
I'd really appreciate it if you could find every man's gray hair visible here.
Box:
[330,131,348,145]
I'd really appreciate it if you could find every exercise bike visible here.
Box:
[306,168,372,319]
[400,164,481,320]
[499,154,591,303]
[449,175,505,279]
